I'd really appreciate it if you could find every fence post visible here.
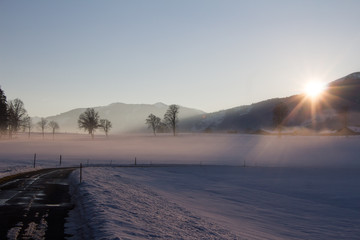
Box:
[80,163,82,183]
[135,157,137,166]
[60,155,62,166]
[33,153,36,168]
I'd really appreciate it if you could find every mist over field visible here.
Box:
[1,0,360,238]
[1,133,359,170]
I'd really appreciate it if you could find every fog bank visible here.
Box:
[0,133,359,170]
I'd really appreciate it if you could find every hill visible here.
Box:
[182,72,360,133]
[38,72,360,134]
[44,102,205,133]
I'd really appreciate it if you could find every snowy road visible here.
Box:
[0,168,75,239]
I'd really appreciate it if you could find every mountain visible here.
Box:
[45,102,205,133]
[182,72,360,132]
[40,72,360,134]
[327,72,360,109]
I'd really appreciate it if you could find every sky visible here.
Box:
[1,0,360,117]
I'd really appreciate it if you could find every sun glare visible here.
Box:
[304,81,326,98]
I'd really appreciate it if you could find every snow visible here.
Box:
[66,166,360,239]
[349,126,360,133]
[0,165,42,179]
[1,133,360,239]
[66,167,240,239]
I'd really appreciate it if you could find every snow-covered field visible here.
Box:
[66,166,360,239]
[1,133,360,239]
[66,167,241,239]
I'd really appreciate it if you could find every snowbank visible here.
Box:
[66,167,240,239]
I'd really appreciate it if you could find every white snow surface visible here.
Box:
[1,133,360,239]
[66,166,360,239]
[66,167,241,239]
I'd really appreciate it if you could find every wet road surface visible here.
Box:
[0,168,75,239]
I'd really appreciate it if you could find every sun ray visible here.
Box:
[283,80,354,132]
[284,95,308,123]
[304,81,326,99]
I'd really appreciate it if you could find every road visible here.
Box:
[0,168,76,240]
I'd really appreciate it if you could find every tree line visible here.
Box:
[0,86,61,139]
[1,83,180,138]
[145,104,180,136]
[78,108,112,139]
[5,84,330,138]
[77,104,180,139]
[0,86,113,139]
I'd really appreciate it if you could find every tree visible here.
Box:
[99,119,112,137]
[8,98,27,138]
[78,108,100,139]
[37,118,48,139]
[156,121,169,133]
[273,102,289,136]
[164,104,180,136]
[48,120,60,140]
[0,86,8,136]
[22,115,32,139]
[146,114,161,136]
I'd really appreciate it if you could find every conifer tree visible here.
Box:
[0,86,8,135]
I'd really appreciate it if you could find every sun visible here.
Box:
[304,81,326,98]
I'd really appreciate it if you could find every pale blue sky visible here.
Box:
[1,0,359,117]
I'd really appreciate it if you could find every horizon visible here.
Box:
[1,1,360,235]
[1,1,360,117]
[22,70,360,118]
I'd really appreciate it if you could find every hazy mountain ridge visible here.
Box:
[185,72,360,132]
[37,72,360,134]
[43,102,205,133]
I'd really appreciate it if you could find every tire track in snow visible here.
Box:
[67,167,243,239]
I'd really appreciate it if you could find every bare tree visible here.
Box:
[99,119,112,137]
[7,98,27,138]
[164,104,180,136]
[37,118,48,139]
[146,114,161,136]
[273,102,289,136]
[156,121,168,133]
[48,120,60,140]
[22,115,32,139]
[78,108,100,139]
